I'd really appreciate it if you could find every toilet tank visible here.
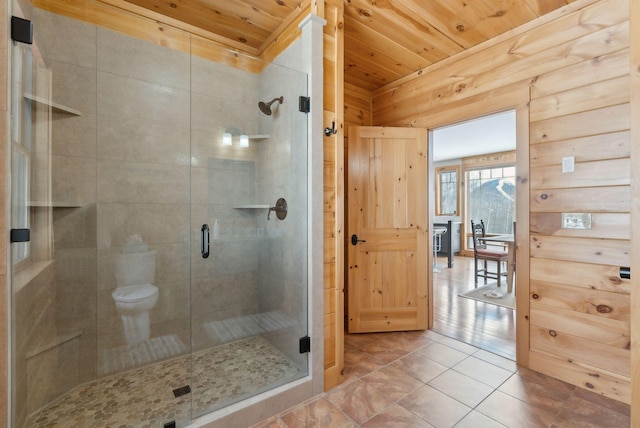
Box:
[115,250,157,286]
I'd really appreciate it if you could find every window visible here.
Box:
[436,165,459,216]
[466,164,515,234]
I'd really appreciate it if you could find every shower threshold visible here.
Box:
[25,336,303,428]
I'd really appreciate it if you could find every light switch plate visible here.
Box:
[562,213,591,229]
[562,156,575,173]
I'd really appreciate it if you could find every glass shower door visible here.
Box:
[10,16,58,428]
[10,6,195,426]
[189,56,309,417]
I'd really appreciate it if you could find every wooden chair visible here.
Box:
[470,220,508,287]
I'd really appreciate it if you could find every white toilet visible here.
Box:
[112,237,159,346]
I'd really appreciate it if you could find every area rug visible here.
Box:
[459,284,515,310]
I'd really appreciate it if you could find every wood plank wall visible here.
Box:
[528,29,631,404]
[630,0,640,422]
[371,0,631,404]
[345,83,373,130]
[322,0,345,392]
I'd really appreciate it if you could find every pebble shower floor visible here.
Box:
[25,336,301,427]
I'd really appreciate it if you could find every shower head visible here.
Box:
[258,96,284,115]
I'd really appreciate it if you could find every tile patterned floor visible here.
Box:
[26,336,302,428]
[252,330,631,428]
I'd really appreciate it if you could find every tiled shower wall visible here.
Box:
[12,7,307,426]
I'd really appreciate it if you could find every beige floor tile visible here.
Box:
[423,330,446,341]
[360,339,415,365]
[452,356,513,388]
[390,330,435,351]
[362,364,425,401]
[437,336,479,354]
[344,333,380,352]
[472,349,518,372]
[250,415,289,428]
[361,403,434,428]
[476,390,557,428]
[399,385,471,427]
[499,371,574,414]
[551,390,631,428]
[454,410,507,428]
[516,367,576,394]
[279,397,357,428]
[325,378,396,424]
[417,342,469,367]
[428,369,495,408]
[389,353,448,383]
[571,386,630,416]
[343,349,386,380]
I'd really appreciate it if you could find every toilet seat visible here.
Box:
[112,284,158,303]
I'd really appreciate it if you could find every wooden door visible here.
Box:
[347,126,429,333]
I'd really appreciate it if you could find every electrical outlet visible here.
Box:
[562,156,574,173]
[562,213,591,229]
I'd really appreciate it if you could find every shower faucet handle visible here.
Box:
[267,198,288,221]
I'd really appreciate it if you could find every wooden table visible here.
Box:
[480,234,515,293]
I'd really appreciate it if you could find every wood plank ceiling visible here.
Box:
[122,0,575,90]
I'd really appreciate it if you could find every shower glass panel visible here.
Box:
[188,41,308,419]
[10,3,308,427]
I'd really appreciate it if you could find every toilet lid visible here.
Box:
[112,284,158,302]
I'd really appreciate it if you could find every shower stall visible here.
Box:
[9,3,311,427]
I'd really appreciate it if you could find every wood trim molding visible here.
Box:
[515,102,531,367]
[258,0,310,55]
[323,0,345,392]
[629,0,639,423]
[461,150,517,169]
[391,94,530,368]
[434,164,461,217]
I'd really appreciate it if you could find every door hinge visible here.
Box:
[299,336,311,354]
[10,229,30,243]
[298,96,310,113]
[11,16,33,45]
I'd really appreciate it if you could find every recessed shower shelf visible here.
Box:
[28,201,82,208]
[249,135,269,140]
[26,329,83,359]
[23,93,82,116]
[233,204,270,209]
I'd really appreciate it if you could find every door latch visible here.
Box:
[351,234,366,246]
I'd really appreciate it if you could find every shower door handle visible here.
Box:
[201,224,210,259]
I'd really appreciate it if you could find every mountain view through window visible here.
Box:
[467,165,515,234]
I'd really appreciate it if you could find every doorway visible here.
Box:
[430,110,517,360]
